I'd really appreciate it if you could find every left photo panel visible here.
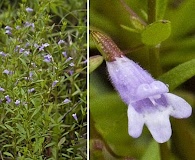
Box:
[0,0,87,159]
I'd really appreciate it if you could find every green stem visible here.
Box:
[159,142,171,160]
[147,0,161,78]
[148,45,161,78]
[148,1,170,160]
[148,0,156,23]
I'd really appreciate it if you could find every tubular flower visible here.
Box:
[91,30,192,143]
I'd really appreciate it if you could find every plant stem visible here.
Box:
[147,0,161,78]
[159,142,171,160]
[148,0,156,23]
[148,45,161,78]
[148,1,170,160]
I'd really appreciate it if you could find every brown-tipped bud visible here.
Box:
[90,30,124,62]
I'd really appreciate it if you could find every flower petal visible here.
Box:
[127,105,144,138]
[145,110,172,143]
[164,93,192,118]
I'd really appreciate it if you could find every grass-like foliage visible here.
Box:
[0,0,86,159]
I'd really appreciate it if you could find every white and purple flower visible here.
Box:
[106,56,192,143]
[26,7,33,12]
[91,30,192,143]
[43,54,53,63]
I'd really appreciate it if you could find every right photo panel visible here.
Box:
[89,0,195,159]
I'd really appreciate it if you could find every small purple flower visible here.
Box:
[39,43,50,51]
[63,98,71,104]
[28,88,35,93]
[5,26,12,30]
[68,70,74,75]
[5,30,12,35]
[42,43,50,47]
[19,48,25,53]
[65,57,73,63]
[69,62,75,67]
[72,113,78,122]
[5,95,11,103]
[25,42,30,47]
[58,40,65,45]
[0,51,7,57]
[107,56,192,143]
[43,54,53,63]
[24,50,30,56]
[24,22,35,28]
[26,7,33,12]
[15,100,20,105]
[5,26,12,35]
[81,59,87,64]
[29,71,33,78]
[62,51,67,57]
[52,80,59,88]
[3,69,11,75]
[0,87,5,92]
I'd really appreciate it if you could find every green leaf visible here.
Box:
[168,0,195,38]
[120,24,140,33]
[3,152,14,158]
[89,55,104,73]
[141,20,171,46]
[158,59,195,91]
[5,124,15,132]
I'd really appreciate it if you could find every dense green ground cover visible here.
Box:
[0,0,87,159]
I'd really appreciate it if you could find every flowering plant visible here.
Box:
[90,0,195,159]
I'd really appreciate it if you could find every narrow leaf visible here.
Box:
[159,59,195,91]
[3,152,14,158]
[89,55,104,73]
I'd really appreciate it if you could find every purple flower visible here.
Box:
[5,95,11,103]
[107,55,192,143]
[43,54,53,63]
[26,7,33,12]
[39,43,50,51]
[42,43,50,47]
[0,87,5,92]
[63,98,71,104]
[65,57,73,63]
[5,26,12,35]
[15,100,20,105]
[52,80,59,88]
[62,51,67,57]
[3,69,12,75]
[58,40,65,45]
[72,113,78,122]
[24,22,35,28]
[19,48,25,53]
[69,62,75,67]
[24,50,30,56]
[5,30,12,35]
[28,88,35,93]
[5,26,12,30]
[0,51,7,57]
